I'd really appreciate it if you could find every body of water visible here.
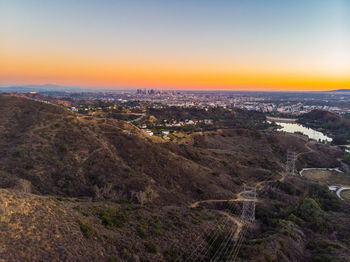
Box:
[274,122,333,142]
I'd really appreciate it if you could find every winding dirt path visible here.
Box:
[189,197,256,209]
[297,140,315,158]
[218,211,244,239]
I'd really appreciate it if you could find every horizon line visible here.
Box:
[0,83,349,93]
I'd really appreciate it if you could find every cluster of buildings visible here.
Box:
[163,119,213,127]
[131,90,350,116]
[141,128,169,138]
[140,118,213,137]
[27,89,350,117]
[237,102,348,116]
[136,89,165,95]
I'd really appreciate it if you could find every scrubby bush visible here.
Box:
[279,182,299,196]
[97,207,128,229]
[307,239,341,254]
[308,184,342,212]
[145,242,157,253]
[256,205,280,228]
[137,222,148,238]
[73,205,81,212]
[167,210,186,228]
[164,248,180,260]
[343,153,350,165]
[288,213,304,226]
[79,221,95,238]
[309,254,342,262]
[107,255,119,262]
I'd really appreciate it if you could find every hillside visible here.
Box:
[0,95,303,204]
[0,94,350,261]
[330,89,350,92]
[299,110,347,124]
[1,95,240,204]
[0,189,105,261]
[299,110,350,144]
[0,188,226,261]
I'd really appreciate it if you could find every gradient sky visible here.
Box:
[1,0,349,90]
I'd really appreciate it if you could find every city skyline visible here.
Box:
[1,0,349,91]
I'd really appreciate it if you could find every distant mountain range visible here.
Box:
[0,84,131,93]
[0,84,81,93]
[329,89,350,92]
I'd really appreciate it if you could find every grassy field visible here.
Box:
[341,189,350,201]
[302,169,350,186]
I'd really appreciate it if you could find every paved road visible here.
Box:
[336,187,350,200]
[129,113,146,123]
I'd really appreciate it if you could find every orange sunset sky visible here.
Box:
[1,0,349,91]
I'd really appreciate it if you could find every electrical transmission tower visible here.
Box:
[241,184,257,222]
[225,185,257,262]
[285,151,297,176]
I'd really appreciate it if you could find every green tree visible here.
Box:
[298,198,322,222]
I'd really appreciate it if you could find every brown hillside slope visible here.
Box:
[0,95,343,206]
[0,188,228,262]
[0,95,217,204]
[0,189,105,261]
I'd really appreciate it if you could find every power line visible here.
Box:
[285,151,297,176]
[200,216,235,261]
[194,202,239,261]
[209,218,240,261]
[228,224,248,262]
[181,201,237,262]
[210,185,256,261]
[226,184,256,262]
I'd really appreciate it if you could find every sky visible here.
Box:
[1,0,349,91]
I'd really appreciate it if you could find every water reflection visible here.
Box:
[275,122,333,142]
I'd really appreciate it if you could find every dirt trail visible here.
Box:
[218,211,243,239]
[189,197,256,209]
[189,191,257,238]
[297,141,315,158]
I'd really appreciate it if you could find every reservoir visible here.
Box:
[275,122,332,142]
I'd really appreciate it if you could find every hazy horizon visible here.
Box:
[1,83,349,93]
